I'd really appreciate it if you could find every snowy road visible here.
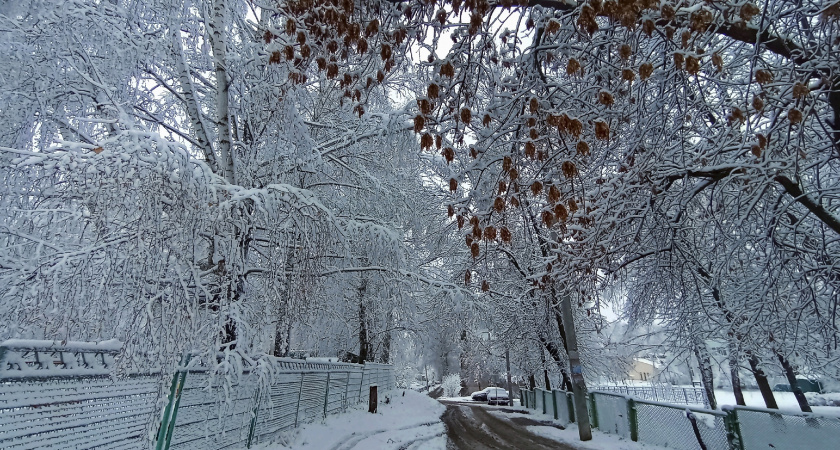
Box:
[438,401,578,450]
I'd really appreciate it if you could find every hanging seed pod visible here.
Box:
[598,91,614,106]
[465,270,471,285]
[752,95,764,111]
[509,196,520,208]
[264,30,274,44]
[568,198,578,212]
[740,3,760,21]
[376,70,385,83]
[619,44,632,60]
[757,134,767,148]
[548,185,561,204]
[502,156,512,172]
[269,51,281,64]
[595,121,610,140]
[576,141,590,156]
[441,61,455,77]
[525,141,536,158]
[529,128,539,140]
[567,58,581,75]
[643,19,655,37]
[471,242,480,258]
[300,44,311,59]
[316,57,327,70]
[457,215,465,229]
[498,181,507,194]
[793,82,810,99]
[751,145,762,158]
[472,224,482,240]
[674,52,684,69]
[420,133,433,150]
[542,211,555,226]
[435,135,442,149]
[529,97,539,114]
[788,108,802,124]
[481,280,489,292]
[755,69,773,85]
[711,53,723,72]
[417,99,432,115]
[500,226,512,243]
[449,178,458,192]
[414,115,425,133]
[494,196,505,212]
[365,18,379,37]
[483,114,492,126]
[427,83,440,99]
[327,63,340,79]
[285,18,296,35]
[562,160,578,178]
[448,204,455,217]
[470,216,480,228]
[568,118,583,137]
[622,69,635,82]
[686,56,700,74]
[380,44,392,61]
[639,63,653,80]
[296,31,306,45]
[554,203,568,222]
[460,108,472,124]
[466,235,473,247]
[509,168,519,181]
[485,226,497,241]
[531,181,543,196]
[470,147,479,158]
[661,3,675,20]
[356,38,368,53]
[443,147,455,163]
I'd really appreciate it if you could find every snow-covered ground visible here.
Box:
[714,389,840,417]
[252,389,446,450]
[487,408,670,450]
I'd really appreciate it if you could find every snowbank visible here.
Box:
[252,389,446,449]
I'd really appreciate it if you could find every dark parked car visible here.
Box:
[487,387,510,406]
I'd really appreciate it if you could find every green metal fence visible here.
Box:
[519,388,840,450]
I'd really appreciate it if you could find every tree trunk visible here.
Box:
[776,351,812,412]
[358,278,369,362]
[528,374,536,390]
[729,339,746,406]
[747,351,778,409]
[693,340,717,409]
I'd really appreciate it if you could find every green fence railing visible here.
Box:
[518,388,840,450]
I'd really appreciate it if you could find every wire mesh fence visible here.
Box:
[519,388,840,450]
[594,385,709,407]
[0,340,395,450]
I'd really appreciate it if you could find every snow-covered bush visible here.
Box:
[441,373,462,398]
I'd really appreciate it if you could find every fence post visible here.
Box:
[589,393,599,428]
[552,390,559,420]
[627,397,638,442]
[246,386,261,448]
[323,371,331,418]
[344,371,351,411]
[294,373,305,428]
[155,355,191,450]
[358,366,366,403]
[724,408,745,450]
[567,392,576,423]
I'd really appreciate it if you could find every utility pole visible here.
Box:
[560,293,592,441]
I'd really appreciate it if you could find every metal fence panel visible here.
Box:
[595,385,708,407]
[592,392,631,438]
[250,372,304,445]
[552,390,572,426]
[734,406,840,450]
[635,400,728,450]
[0,374,160,449]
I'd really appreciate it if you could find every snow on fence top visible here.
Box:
[0,339,123,379]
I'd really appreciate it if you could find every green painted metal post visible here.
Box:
[589,394,599,428]
[246,386,261,448]
[627,398,638,442]
[156,355,191,450]
[724,408,746,450]
[567,392,576,423]
[294,373,305,428]
[552,390,559,420]
[323,371,331,418]
[542,389,547,415]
